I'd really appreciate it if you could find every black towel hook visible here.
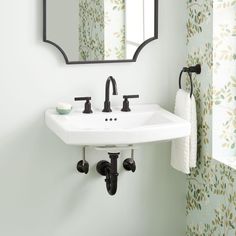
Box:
[179,64,201,98]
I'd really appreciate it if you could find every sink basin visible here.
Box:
[45,104,190,146]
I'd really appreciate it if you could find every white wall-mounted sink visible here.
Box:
[45,104,190,146]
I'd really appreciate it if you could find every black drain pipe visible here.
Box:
[96,153,120,196]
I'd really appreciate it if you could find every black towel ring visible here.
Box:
[179,70,193,98]
[179,64,201,98]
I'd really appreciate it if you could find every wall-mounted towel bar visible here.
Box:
[179,64,201,98]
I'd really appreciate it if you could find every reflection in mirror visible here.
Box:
[44,0,158,64]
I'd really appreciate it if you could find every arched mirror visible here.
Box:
[43,0,158,64]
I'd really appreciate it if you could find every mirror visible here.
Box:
[43,0,158,64]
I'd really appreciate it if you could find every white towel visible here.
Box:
[171,89,197,174]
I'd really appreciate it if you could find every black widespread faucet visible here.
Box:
[102,76,118,112]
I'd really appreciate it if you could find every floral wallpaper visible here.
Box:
[78,0,125,61]
[104,0,126,60]
[78,0,105,60]
[186,0,236,235]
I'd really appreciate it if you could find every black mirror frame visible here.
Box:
[43,0,158,64]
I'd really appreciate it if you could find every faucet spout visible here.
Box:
[103,76,118,112]
[111,77,118,96]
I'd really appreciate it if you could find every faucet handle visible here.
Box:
[121,95,139,112]
[123,95,139,99]
[74,97,93,114]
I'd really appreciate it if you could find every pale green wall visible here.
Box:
[0,0,187,235]
[47,0,79,61]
